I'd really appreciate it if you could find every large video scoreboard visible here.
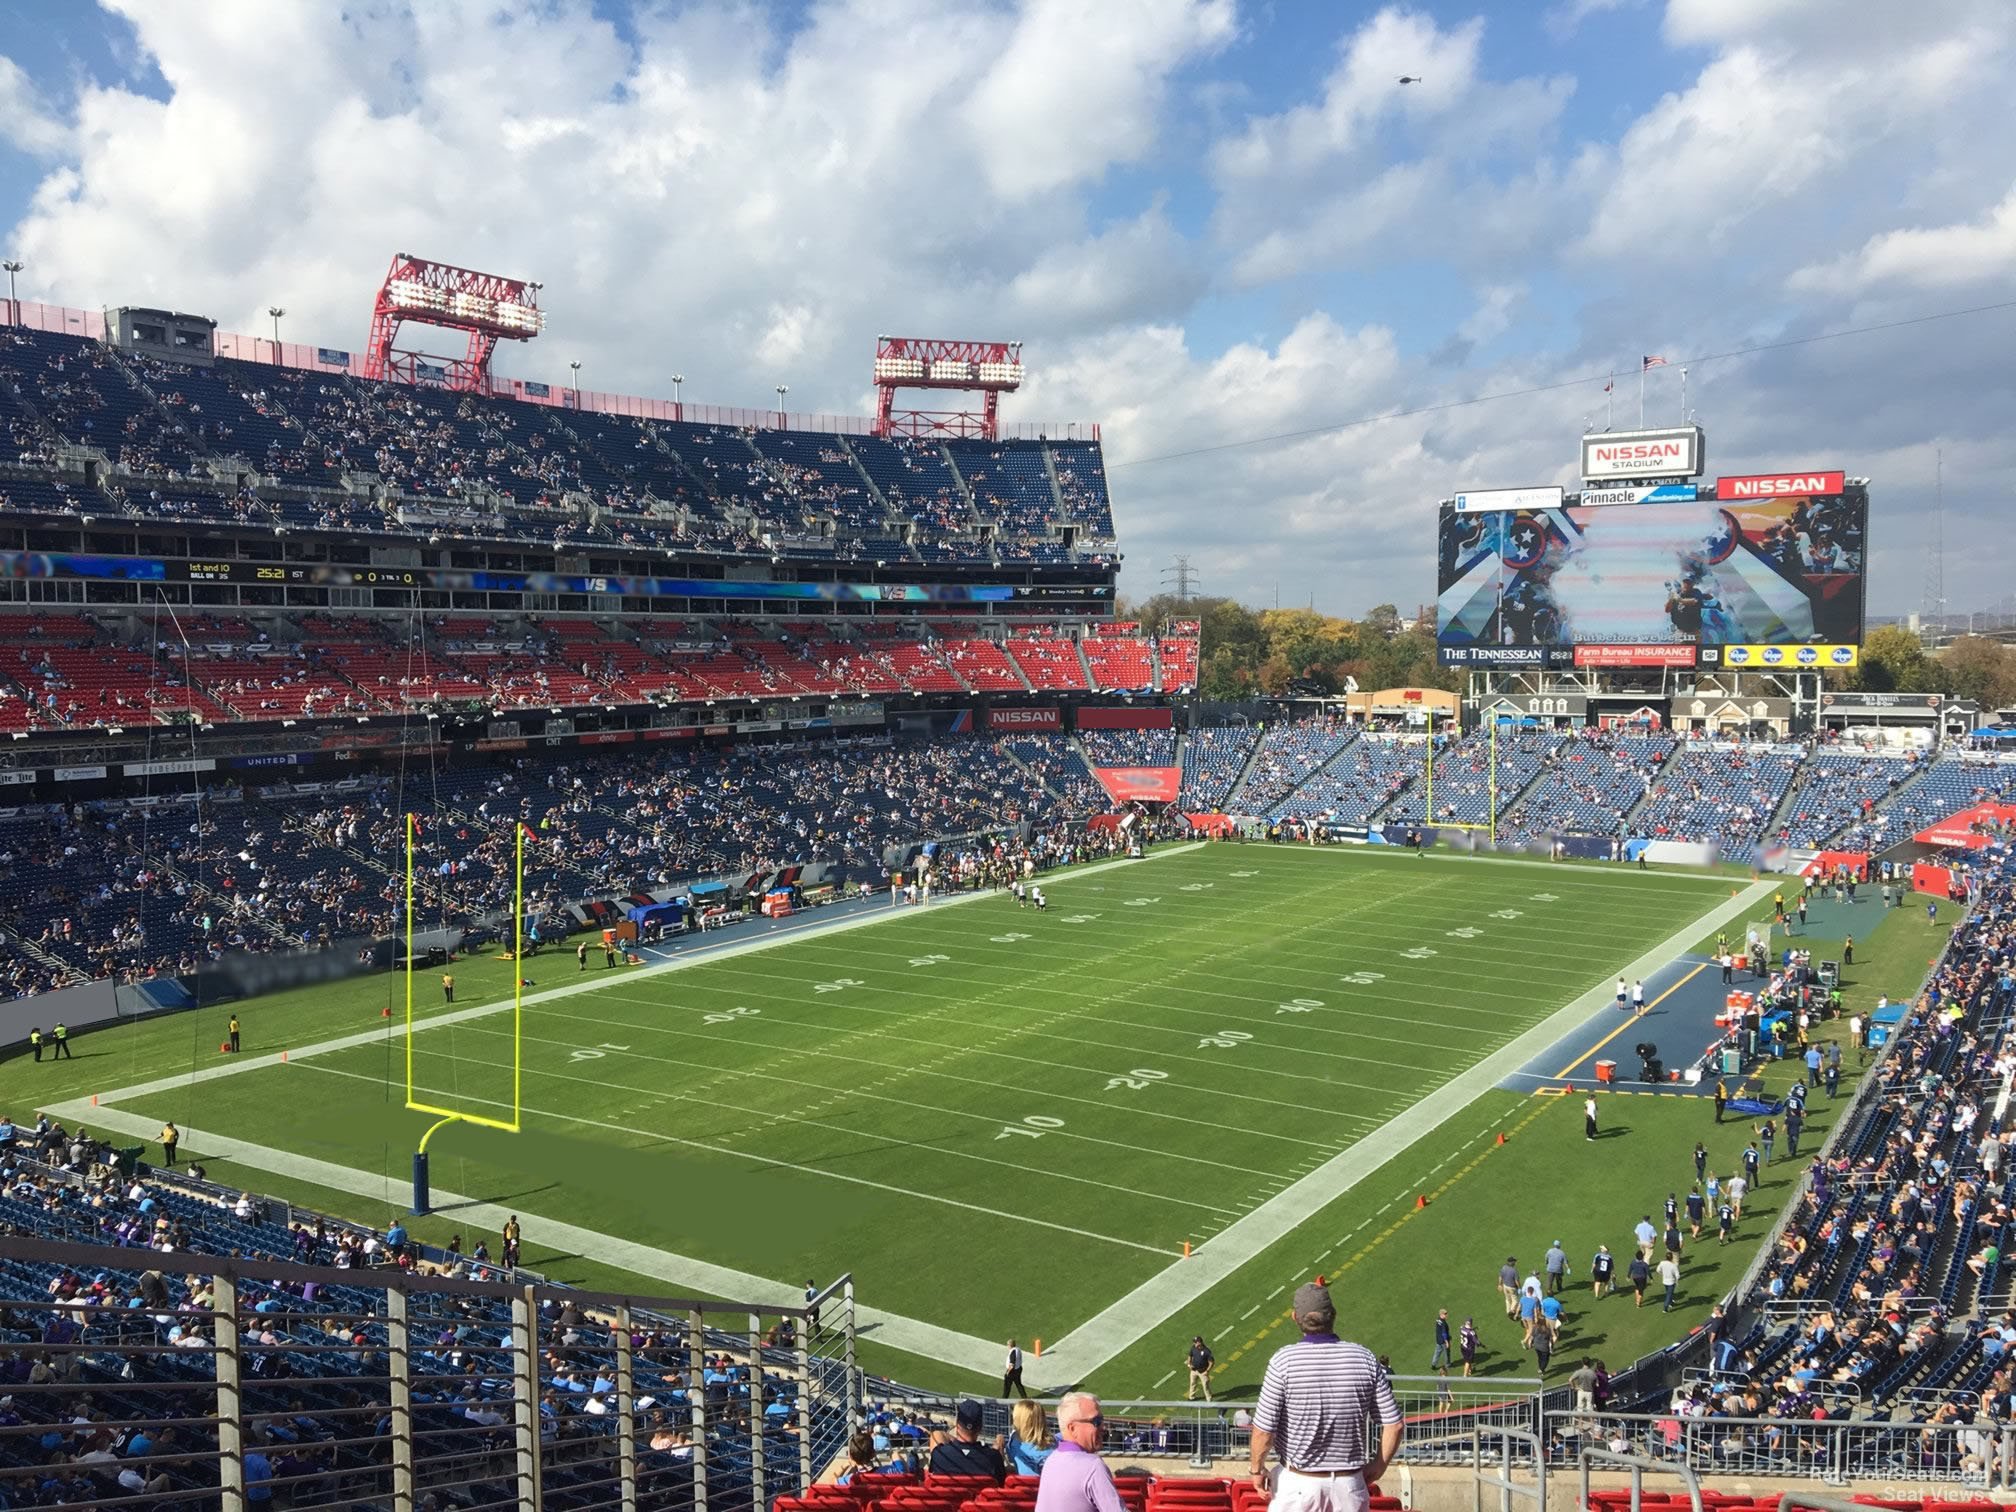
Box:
[1436,448,1868,670]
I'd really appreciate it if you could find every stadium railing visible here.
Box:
[1545,1409,2016,1487]
[0,1232,856,1512]
[867,1378,1543,1468]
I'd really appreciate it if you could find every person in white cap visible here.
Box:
[1250,1281,1403,1512]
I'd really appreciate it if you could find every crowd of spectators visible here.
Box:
[1636,746,1808,863]
[0,610,1176,729]
[0,736,1078,998]
[1235,720,1357,812]
[1178,725,1260,811]
[1077,729,1177,767]
[1663,845,2016,1468]
[0,326,1116,570]
[0,1129,818,1508]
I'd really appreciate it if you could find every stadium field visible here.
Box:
[15,841,1800,1391]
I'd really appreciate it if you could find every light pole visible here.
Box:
[774,384,788,427]
[3,260,21,327]
[267,306,285,358]
[570,360,582,405]
[672,373,683,417]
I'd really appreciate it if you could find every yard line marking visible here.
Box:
[1034,877,1778,1382]
[1239,1304,1261,1321]
[57,842,1211,1113]
[43,1099,1017,1380]
[1153,1371,1176,1390]
[1267,1286,1285,1300]
[355,1039,1249,1206]
[306,1061,1181,1258]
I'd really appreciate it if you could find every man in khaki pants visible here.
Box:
[1249,1282,1404,1512]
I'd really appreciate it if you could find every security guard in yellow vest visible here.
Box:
[51,1022,71,1059]
[27,1027,41,1062]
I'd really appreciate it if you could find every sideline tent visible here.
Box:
[627,900,685,932]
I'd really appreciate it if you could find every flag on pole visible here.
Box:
[1603,380,1614,393]
[1642,354,1669,370]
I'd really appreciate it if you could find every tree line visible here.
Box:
[1123,596,2016,714]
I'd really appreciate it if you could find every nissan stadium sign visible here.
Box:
[1580,425,1705,482]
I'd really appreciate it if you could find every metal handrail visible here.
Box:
[1472,1426,1546,1512]
[1578,1448,1703,1512]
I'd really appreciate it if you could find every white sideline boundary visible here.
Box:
[46,845,1768,1388]
[60,841,1207,1110]
[45,1099,1013,1381]
[45,842,1207,1383]
[1033,876,1778,1384]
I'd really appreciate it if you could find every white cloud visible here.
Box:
[963,0,1235,199]
[1210,9,1486,186]
[1544,0,1640,41]
[5,0,2016,622]
[1005,205,1206,330]
[0,54,70,157]
[1206,9,1574,285]
[1789,186,2016,297]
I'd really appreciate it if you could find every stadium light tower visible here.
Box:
[3,260,21,325]
[872,335,1023,441]
[363,253,545,392]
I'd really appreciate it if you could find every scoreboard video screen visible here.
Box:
[1436,486,1867,668]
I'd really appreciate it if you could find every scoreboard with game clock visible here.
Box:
[1436,435,1867,672]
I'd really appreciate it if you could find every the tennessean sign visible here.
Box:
[1580,426,1705,482]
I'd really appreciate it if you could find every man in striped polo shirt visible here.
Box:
[1250,1282,1404,1512]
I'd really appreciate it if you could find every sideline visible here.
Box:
[1032,876,1778,1385]
[67,842,1207,1110]
[46,842,1207,1383]
[48,1099,1013,1381]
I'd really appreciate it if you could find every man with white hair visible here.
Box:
[1250,1281,1404,1512]
[1035,1393,1124,1512]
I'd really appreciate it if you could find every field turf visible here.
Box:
[1,844,1957,1398]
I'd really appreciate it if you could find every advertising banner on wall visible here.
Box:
[1091,766,1182,804]
[1708,644,1861,669]
[1572,644,1696,669]
[1715,471,1845,500]
[987,707,1063,731]
[1452,486,1564,514]
[1076,706,1175,730]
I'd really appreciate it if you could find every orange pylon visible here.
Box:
[1415,1194,1429,1209]
[1496,1132,1507,1146]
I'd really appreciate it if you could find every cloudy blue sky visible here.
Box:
[1,0,2011,618]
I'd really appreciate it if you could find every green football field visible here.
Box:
[10,844,1951,1398]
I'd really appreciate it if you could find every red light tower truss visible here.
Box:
[363,253,545,392]
[872,336,1023,440]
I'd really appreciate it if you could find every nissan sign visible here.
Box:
[1580,426,1705,482]
[1714,470,1846,500]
